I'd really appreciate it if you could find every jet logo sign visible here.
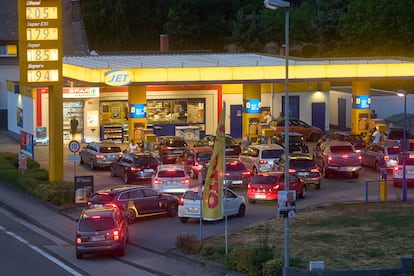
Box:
[104,70,132,86]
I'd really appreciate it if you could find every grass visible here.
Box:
[200,202,414,271]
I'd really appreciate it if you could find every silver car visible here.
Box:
[79,142,123,170]
[152,164,191,194]
[238,144,284,175]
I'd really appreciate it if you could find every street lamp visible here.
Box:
[396,89,408,202]
[264,0,290,273]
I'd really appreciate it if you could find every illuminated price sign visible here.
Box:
[26,7,58,19]
[28,70,59,82]
[26,28,58,41]
[27,49,59,61]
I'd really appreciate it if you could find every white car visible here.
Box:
[238,144,285,175]
[393,154,414,188]
[152,164,191,194]
[178,187,246,223]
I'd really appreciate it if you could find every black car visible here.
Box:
[110,152,160,183]
[280,153,321,189]
[88,185,179,224]
[193,134,241,158]
[386,127,413,144]
[318,131,367,152]
[272,132,309,153]
[75,205,129,259]
[201,159,251,187]
[155,136,188,164]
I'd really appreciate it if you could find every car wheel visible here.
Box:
[237,204,246,217]
[110,166,116,177]
[76,252,83,259]
[179,217,188,223]
[90,159,95,170]
[123,172,131,184]
[189,168,196,179]
[124,209,136,224]
[310,133,321,142]
[300,186,307,198]
[248,199,256,204]
[167,202,178,217]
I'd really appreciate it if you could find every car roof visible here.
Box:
[191,146,213,153]
[248,144,284,150]
[323,141,353,146]
[288,153,313,160]
[80,206,118,218]
[95,185,147,195]
[158,164,185,170]
[275,132,303,136]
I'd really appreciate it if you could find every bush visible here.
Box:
[261,258,283,276]
[225,245,274,276]
[175,234,203,254]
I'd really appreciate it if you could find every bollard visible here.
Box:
[379,168,387,201]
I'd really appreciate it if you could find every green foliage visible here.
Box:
[0,153,74,206]
[225,245,274,276]
[261,258,283,276]
[175,234,203,254]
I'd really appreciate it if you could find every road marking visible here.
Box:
[0,225,82,276]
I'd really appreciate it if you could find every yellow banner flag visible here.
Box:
[202,102,226,220]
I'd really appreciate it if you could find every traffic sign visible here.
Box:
[68,140,81,153]
[68,155,81,163]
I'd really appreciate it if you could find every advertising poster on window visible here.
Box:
[20,130,34,158]
[74,176,94,204]
[35,127,48,145]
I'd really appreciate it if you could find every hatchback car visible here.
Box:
[246,172,306,204]
[175,146,213,179]
[75,205,129,259]
[154,136,188,164]
[238,144,284,175]
[79,141,123,170]
[393,153,414,188]
[152,164,191,194]
[202,159,252,187]
[360,142,400,171]
[319,131,367,152]
[88,185,179,224]
[193,134,241,158]
[178,187,246,223]
[273,132,309,153]
[110,152,160,183]
[269,118,324,142]
[280,153,321,189]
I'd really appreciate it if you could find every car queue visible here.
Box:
[75,127,414,258]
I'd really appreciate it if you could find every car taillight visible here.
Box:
[273,184,280,190]
[153,179,163,184]
[358,155,362,161]
[394,166,402,172]
[96,154,104,159]
[384,155,389,161]
[178,197,185,206]
[112,230,120,241]
[311,168,320,173]
[242,171,251,176]
[289,168,296,173]
[247,183,251,189]
[328,156,333,162]
[181,179,190,185]
[259,160,268,164]
[130,166,141,171]
[342,154,349,159]
[76,235,82,244]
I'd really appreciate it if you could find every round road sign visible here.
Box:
[68,140,81,153]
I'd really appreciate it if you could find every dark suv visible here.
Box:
[155,136,188,164]
[318,131,366,152]
[88,185,179,224]
[193,134,241,158]
[273,132,309,153]
[110,152,160,183]
[75,205,129,259]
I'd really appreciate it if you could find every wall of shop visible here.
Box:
[7,91,35,137]
[329,90,353,130]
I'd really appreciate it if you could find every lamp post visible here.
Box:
[264,0,290,273]
[396,89,407,202]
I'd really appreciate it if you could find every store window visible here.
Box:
[147,99,205,125]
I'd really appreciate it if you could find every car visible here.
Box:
[79,141,123,170]
[75,205,129,259]
[360,142,400,171]
[87,185,179,224]
[238,144,285,175]
[201,159,252,187]
[280,153,321,189]
[269,118,324,142]
[154,136,189,164]
[392,153,414,188]
[313,141,362,178]
[193,134,241,158]
[152,164,191,194]
[246,172,306,204]
[110,152,160,183]
[177,187,246,223]
[175,147,213,179]
[272,131,309,153]
[318,131,367,152]
[386,127,413,144]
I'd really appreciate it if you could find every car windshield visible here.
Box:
[344,135,363,142]
[225,137,238,145]
[79,217,115,232]
[134,157,159,165]
[184,190,201,200]
[386,147,400,155]
[226,162,247,171]
[157,170,185,177]
[165,140,187,147]
[262,149,284,159]
[330,146,354,153]
[251,175,280,184]
[101,146,122,153]
[289,136,304,143]
[290,159,315,168]
[197,152,212,161]
[91,193,116,202]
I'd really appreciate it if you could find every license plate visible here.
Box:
[187,207,199,213]
[144,169,154,173]
[255,194,266,199]
[297,172,308,176]
[91,236,105,241]
[339,167,352,172]
[232,180,243,184]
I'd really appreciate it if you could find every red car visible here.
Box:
[175,147,213,179]
[247,172,306,204]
